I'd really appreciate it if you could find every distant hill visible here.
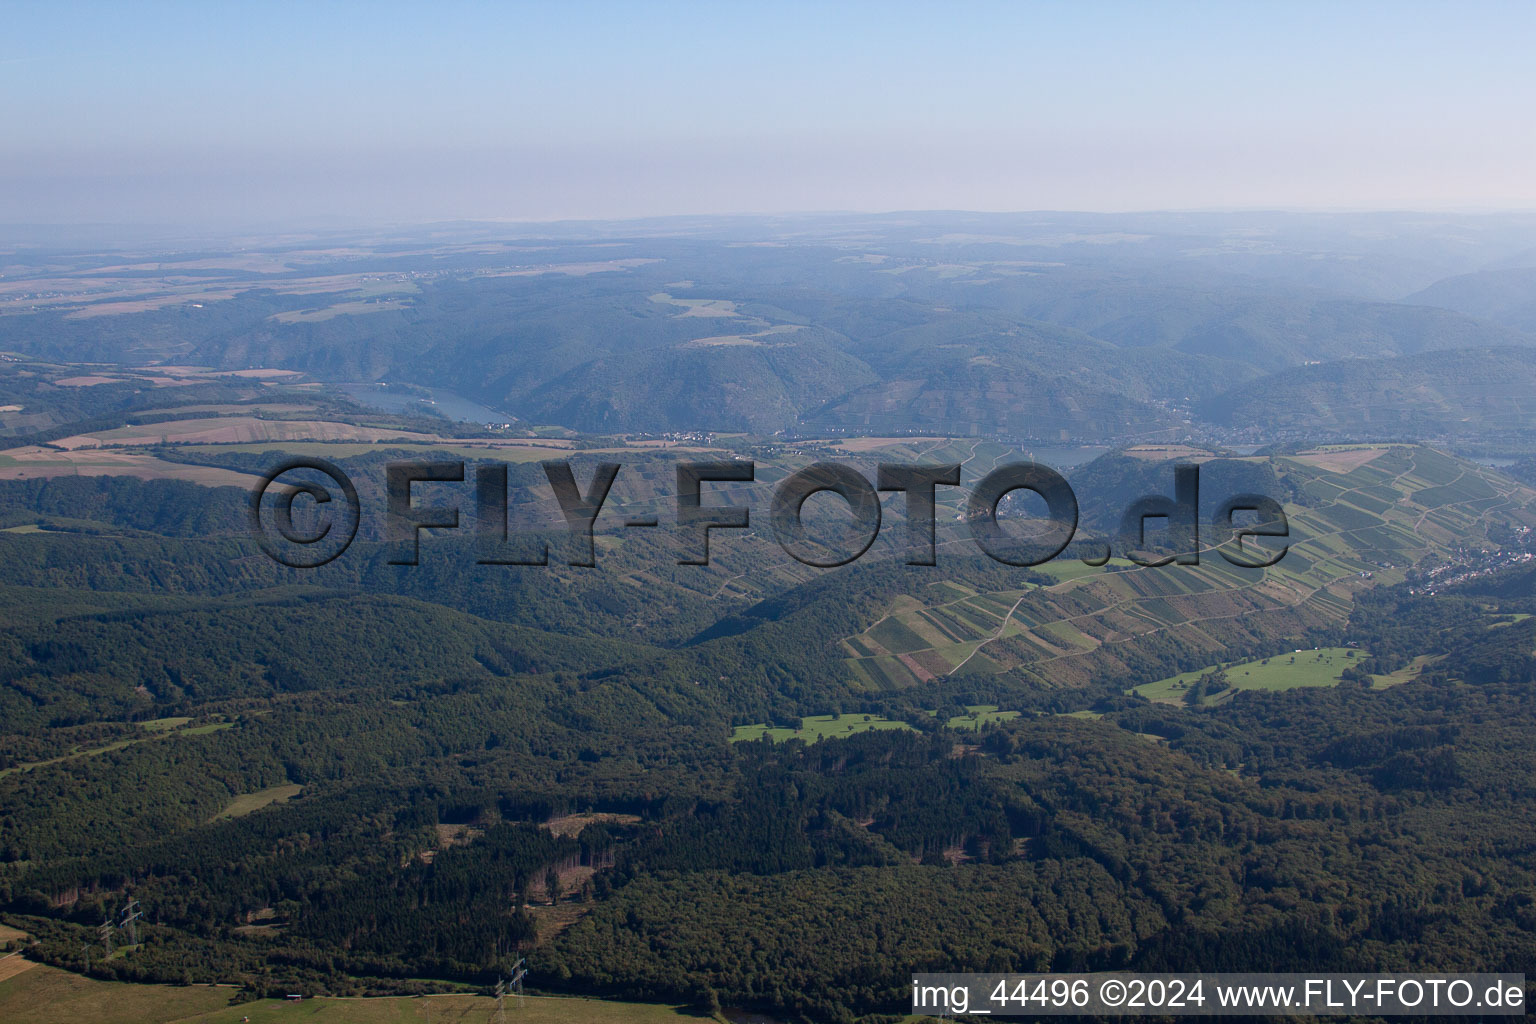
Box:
[1403,267,1536,333]
[932,275,1536,370]
[517,325,879,433]
[1199,347,1536,436]
[799,318,1198,439]
[1,215,1534,438]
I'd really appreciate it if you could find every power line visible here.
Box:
[511,958,527,1010]
[120,899,143,946]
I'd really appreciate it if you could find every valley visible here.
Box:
[4,215,1536,1023]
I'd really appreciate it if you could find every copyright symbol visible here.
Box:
[1100,979,1127,1007]
[249,458,360,568]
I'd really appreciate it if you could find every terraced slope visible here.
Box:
[841,446,1536,688]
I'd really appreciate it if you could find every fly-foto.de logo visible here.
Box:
[249,458,1289,571]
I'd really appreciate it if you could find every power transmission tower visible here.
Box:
[494,978,507,1024]
[97,921,113,957]
[510,958,527,1009]
[120,899,143,946]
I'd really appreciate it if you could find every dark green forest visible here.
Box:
[0,441,1533,1022]
[5,217,1536,1020]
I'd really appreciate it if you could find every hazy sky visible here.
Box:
[4,1,1535,228]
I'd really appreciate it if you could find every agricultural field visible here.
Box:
[52,417,441,450]
[173,441,586,462]
[839,446,1536,690]
[0,446,264,487]
[1132,647,1368,703]
[5,208,1536,1024]
[0,963,703,1024]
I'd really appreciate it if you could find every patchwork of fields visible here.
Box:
[841,446,1536,689]
[0,446,264,487]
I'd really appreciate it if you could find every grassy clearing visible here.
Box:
[183,721,236,736]
[734,706,1031,741]
[541,812,642,839]
[271,299,409,323]
[0,739,141,779]
[140,716,191,732]
[648,293,740,317]
[213,783,303,820]
[1372,654,1439,688]
[1041,557,1139,581]
[945,705,1022,731]
[0,964,703,1023]
[1029,560,1106,583]
[1133,647,1367,703]
[0,720,233,779]
[731,713,914,743]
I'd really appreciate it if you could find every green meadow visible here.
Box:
[945,705,1023,731]
[731,706,1031,742]
[730,713,914,743]
[1133,647,1367,703]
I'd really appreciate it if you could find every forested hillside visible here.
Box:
[1200,347,1536,438]
[4,214,1536,1021]
[5,213,1535,441]
[1,434,1534,1020]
